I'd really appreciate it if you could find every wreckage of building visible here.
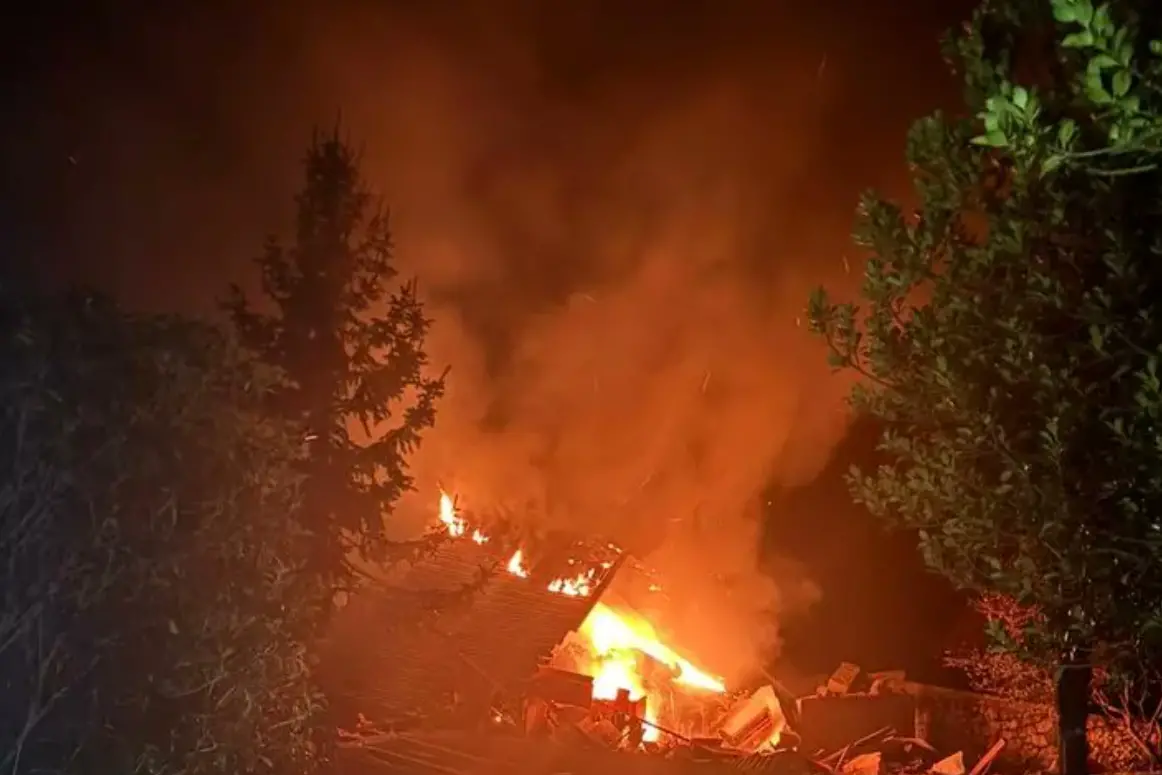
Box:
[322,536,1122,775]
[324,536,621,727]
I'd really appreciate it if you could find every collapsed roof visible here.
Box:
[323,539,624,723]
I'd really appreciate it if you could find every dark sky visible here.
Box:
[2,0,978,683]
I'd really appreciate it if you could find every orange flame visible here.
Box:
[506,549,530,578]
[575,602,725,742]
[434,493,720,744]
[437,492,611,597]
[582,603,725,694]
[438,492,467,538]
[548,568,597,597]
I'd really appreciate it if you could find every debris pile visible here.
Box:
[331,494,1017,773]
[339,661,1013,775]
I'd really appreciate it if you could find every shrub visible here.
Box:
[0,286,329,774]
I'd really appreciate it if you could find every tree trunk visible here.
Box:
[1057,656,1091,775]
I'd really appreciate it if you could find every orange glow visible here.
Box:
[574,602,725,742]
[433,492,722,745]
[506,549,530,578]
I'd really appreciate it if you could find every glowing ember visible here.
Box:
[471,529,489,544]
[506,549,530,578]
[438,491,467,538]
[548,568,597,597]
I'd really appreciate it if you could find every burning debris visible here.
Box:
[548,600,727,743]
[337,496,1009,775]
[436,490,618,597]
[340,657,1009,775]
[433,489,727,741]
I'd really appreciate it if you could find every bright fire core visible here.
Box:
[578,602,725,741]
[434,491,726,742]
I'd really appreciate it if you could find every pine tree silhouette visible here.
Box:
[226,127,445,588]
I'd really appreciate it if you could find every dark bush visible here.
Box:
[0,284,329,775]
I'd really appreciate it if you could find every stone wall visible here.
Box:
[905,683,1056,770]
[904,682,1147,772]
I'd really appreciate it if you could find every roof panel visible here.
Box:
[326,540,619,721]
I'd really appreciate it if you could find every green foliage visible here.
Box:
[965,0,1162,176]
[225,130,445,582]
[807,0,1162,673]
[0,283,328,774]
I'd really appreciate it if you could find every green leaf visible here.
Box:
[1092,4,1113,35]
[1090,53,1118,70]
[1086,70,1113,104]
[1116,41,1133,67]
[1075,0,1095,25]
[1062,31,1095,48]
[1052,0,1079,23]
[1090,324,1105,352]
[1112,69,1131,98]
[971,130,1009,148]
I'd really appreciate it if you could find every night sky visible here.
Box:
[2,0,979,684]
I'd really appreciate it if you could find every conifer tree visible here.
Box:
[809,2,1162,773]
[226,130,444,591]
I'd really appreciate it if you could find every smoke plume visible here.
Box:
[347,5,853,681]
[11,0,959,681]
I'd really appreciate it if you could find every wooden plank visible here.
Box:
[967,739,1005,775]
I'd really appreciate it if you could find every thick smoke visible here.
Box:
[350,7,855,681]
[16,0,916,681]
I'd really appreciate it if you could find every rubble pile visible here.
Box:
[338,661,1013,775]
[334,496,1017,774]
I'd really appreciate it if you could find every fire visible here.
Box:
[434,491,722,745]
[582,603,726,694]
[439,491,490,545]
[506,549,530,578]
[438,492,467,538]
[576,602,725,742]
[436,491,611,596]
[548,568,597,597]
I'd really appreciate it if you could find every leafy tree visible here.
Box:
[225,130,445,595]
[807,1,1162,773]
[0,282,328,774]
[972,0,1162,177]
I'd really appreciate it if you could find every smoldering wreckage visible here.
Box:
[328,495,1012,775]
